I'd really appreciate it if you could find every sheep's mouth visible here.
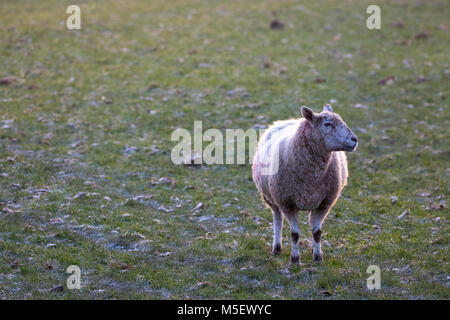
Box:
[343,142,357,152]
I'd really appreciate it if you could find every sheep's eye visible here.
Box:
[324,122,332,127]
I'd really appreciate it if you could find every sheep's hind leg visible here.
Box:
[271,207,283,255]
[286,212,301,265]
[309,208,330,262]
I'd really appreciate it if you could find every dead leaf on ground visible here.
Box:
[417,75,429,83]
[378,76,396,85]
[415,31,429,40]
[148,83,158,90]
[0,76,17,86]
[397,209,409,219]
[192,202,203,211]
[71,192,100,200]
[352,104,369,110]
[261,61,272,69]
[197,281,212,287]
[50,285,64,293]
[157,251,171,257]
[9,259,20,268]
[2,207,15,214]
[132,232,146,239]
[303,267,318,274]
[158,205,173,213]
[320,289,332,296]
[101,96,112,104]
[430,201,447,211]
[398,39,412,46]
[239,210,249,216]
[314,78,326,83]
[150,176,174,185]
[270,20,284,30]
[158,177,172,184]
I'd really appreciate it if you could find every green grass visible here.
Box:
[0,0,449,299]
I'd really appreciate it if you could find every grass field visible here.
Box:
[0,0,449,299]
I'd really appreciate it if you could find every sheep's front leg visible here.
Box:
[286,213,300,265]
[309,208,330,262]
[272,208,283,255]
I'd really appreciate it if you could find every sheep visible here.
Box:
[252,104,358,264]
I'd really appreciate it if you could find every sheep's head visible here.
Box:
[301,104,358,152]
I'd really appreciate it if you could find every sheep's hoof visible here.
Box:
[290,255,300,265]
[272,244,282,255]
[313,252,323,262]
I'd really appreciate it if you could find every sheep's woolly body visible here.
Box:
[253,118,347,215]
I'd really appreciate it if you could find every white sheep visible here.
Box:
[252,104,358,264]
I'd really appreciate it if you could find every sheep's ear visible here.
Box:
[323,104,332,112]
[301,106,314,121]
